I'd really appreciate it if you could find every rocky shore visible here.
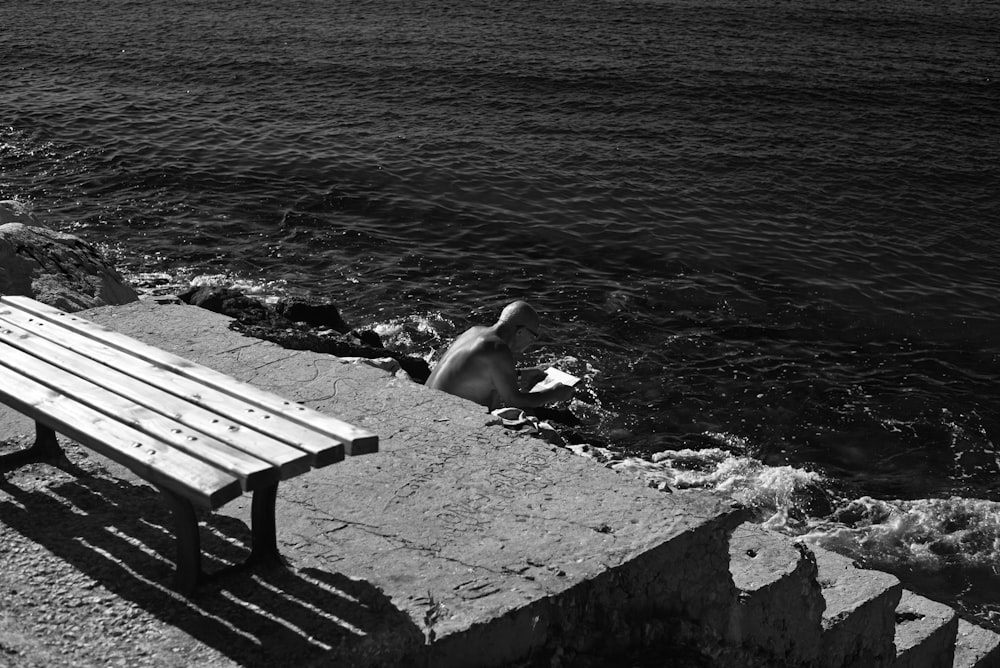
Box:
[176,285,433,383]
[0,201,427,379]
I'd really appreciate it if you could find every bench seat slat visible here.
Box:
[0,319,312,481]
[0,297,378,466]
[0,364,241,509]
[0,343,279,492]
[0,302,347,466]
[2,296,378,456]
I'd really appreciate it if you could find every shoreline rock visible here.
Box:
[0,218,139,312]
[178,286,432,383]
[0,200,45,228]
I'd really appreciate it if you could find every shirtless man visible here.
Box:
[426,301,575,410]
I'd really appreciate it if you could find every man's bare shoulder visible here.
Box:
[470,331,512,357]
[453,326,505,351]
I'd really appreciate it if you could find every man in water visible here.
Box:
[426,301,575,410]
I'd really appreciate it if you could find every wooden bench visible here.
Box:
[0,295,378,594]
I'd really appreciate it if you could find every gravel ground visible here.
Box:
[0,435,398,668]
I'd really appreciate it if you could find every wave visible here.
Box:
[127,269,288,304]
[803,496,1000,572]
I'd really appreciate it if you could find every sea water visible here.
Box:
[2,0,999,627]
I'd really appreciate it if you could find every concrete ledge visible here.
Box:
[893,590,957,668]
[427,505,746,666]
[955,619,1000,668]
[813,545,902,668]
[729,523,824,666]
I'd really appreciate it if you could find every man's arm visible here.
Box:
[516,366,547,391]
[490,350,574,409]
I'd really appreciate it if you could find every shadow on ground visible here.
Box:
[0,450,423,667]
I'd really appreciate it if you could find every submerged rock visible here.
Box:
[178,286,431,382]
[0,222,139,312]
[0,200,45,227]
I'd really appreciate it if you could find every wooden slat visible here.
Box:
[0,300,353,465]
[0,318,312,481]
[0,342,277,492]
[0,364,241,509]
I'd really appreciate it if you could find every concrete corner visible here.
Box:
[812,545,902,668]
[728,523,825,666]
[893,590,957,668]
[954,619,1000,668]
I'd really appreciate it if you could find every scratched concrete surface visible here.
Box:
[1,299,745,666]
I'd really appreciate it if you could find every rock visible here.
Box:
[178,286,432,383]
[177,286,272,322]
[0,223,139,312]
[0,200,45,228]
[351,328,385,349]
[276,298,350,333]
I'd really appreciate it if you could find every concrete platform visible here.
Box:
[0,300,747,666]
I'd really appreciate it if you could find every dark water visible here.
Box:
[3,0,1000,627]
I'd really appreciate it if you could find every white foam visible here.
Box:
[187,272,288,300]
[802,495,1000,569]
[371,313,453,360]
[567,437,825,528]
[124,268,289,304]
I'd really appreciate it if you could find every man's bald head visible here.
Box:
[497,301,539,329]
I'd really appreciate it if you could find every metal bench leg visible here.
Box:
[156,483,282,594]
[32,422,65,461]
[0,422,67,470]
[248,482,283,568]
[158,487,202,595]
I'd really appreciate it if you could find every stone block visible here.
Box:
[728,523,824,666]
[954,619,1000,668]
[813,545,902,668]
[893,590,957,668]
[428,504,746,667]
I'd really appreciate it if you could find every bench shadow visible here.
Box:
[0,459,424,667]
